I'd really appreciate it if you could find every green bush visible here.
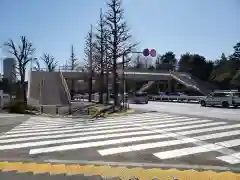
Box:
[8,101,26,114]
[7,101,38,114]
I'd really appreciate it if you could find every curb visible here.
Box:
[109,109,135,117]
[94,109,135,118]
[0,161,239,179]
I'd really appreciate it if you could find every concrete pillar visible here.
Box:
[167,78,172,93]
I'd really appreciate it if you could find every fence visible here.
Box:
[149,95,203,103]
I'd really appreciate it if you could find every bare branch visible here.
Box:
[3,36,35,82]
[41,53,58,72]
[3,36,35,101]
[33,59,41,71]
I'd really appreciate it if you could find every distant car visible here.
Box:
[131,92,148,104]
[169,92,187,96]
[158,92,167,96]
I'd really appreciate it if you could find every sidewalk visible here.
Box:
[0,161,239,180]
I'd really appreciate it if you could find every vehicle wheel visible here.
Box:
[222,101,229,108]
[200,101,206,107]
[145,101,148,104]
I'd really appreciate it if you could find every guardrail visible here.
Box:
[149,95,203,103]
[73,94,204,103]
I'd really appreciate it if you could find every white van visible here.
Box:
[200,90,240,108]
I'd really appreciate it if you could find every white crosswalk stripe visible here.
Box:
[0,112,240,165]
[0,114,25,118]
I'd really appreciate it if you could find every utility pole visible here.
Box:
[88,24,93,102]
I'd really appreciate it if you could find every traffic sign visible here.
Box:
[142,48,149,56]
[150,49,156,57]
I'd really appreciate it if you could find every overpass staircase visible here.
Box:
[27,71,71,106]
[170,71,216,95]
[133,71,216,95]
[137,81,154,93]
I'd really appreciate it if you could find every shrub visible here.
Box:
[8,101,26,114]
[7,101,37,114]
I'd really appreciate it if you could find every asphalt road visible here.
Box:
[0,113,30,134]
[130,101,240,121]
[0,112,240,170]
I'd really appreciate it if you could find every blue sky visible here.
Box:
[0,0,239,71]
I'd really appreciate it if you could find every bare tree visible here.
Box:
[94,8,106,104]
[84,25,94,102]
[68,45,79,99]
[41,53,58,72]
[68,45,78,71]
[33,59,41,71]
[3,36,35,102]
[105,0,137,106]
[103,32,112,103]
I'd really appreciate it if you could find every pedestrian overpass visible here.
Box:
[27,70,216,106]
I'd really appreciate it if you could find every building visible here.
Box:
[3,58,16,82]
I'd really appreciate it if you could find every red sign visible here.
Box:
[150,49,156,57]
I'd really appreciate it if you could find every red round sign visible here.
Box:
[150,49,156,57]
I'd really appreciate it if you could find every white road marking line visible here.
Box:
[6,119,144,134]
[9,118,76,131]
[11,116,195,132]
[0,114,24,117]
[19,113,178,128]
[29,122,231,155]
[0,126,145,143]
[216,153,240,164]
[179,124,240,135]
[152,119,212,128]
[0,124,140,138]
[1,119,226,144]
[29,134,172,155]
[15,114,180,128]
[0,117,195,140]
[18,118,78,126]
[153,139,240,160]
[5,133,170,151]
[4,116,201,135]
[0,120,223,140]
[101,116,189,124]
[158,122,225,132]
[6,118,208,137]
[98,127,240,155]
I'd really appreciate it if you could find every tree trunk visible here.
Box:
[106,70,109,104]
[88,74,92,102]
[99,68,104,104]
[70,80,74,100]
[113,59,118,107]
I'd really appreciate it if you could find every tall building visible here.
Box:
[3,58,16,82]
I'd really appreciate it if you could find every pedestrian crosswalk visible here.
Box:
[0,114,25,118]
[0,113,240,165]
